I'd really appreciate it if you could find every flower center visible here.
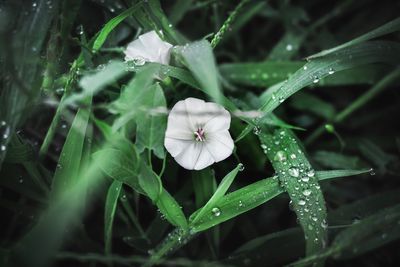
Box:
[194,128,206,142]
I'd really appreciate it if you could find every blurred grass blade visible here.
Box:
[105,181,122,255]
[135,83,167,159]
[176,40,223,103]
[51,97,92,197]
[191,168,217,208]
[190,164,242,224]
[63,61,127,106]
[258,128,327,263]
[308,17,400,59]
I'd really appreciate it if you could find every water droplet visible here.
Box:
[274,151,287,162]
[238,200,244,207]
[312,76,319,83]
[1,145,6,151]
[278,96,285,103]
[261,73,269,79]
[0,121,6,126]
[32,2,37,7]
[298,199,306,206]
[290,153,297,159]
[303,189,312,196]
[212,207,221,217]
[312,216,318,222]
[369,168,376,176]
[260,144,267,150]
[308,224,314,230]
[286,44,293,51]
[97,64,105,71]
[321,220,328,229]
[19,177,24,183]
[253,126,261,135]
[76,25,84,35]
[303,65,308,70]
[288,167,300,177]
[238,163,245,172]
[328,68,335,74]
[307,170,315,177]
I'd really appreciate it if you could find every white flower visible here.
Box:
[124,30,173,65]
[164,97,234,170]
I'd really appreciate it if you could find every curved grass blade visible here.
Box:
[104,181,123,255]
[258,128,327,265]
[190,164,242,225]
[308,17,400,59]
[315,169,370,181]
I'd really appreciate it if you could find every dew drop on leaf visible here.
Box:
[288,167,300,177]
[302,189,312,196]
[211,207,221,217]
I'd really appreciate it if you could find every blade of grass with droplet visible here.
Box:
[189,176,283,232]
[260,41,400,116]
[308,17,400,59]
[135,83,167,159]
[258,128,327,264]
[51,96,92,197]
[190,164,242,225]
[176,40,223,104]
[315,169,370,181]
[104,180,122,255]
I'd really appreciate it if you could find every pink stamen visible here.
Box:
[194,128,206,142]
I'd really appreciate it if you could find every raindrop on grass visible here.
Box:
[253,126,261,135]
[238,163,245,172]
[369,168,376,176]
[274,151,287,162]
[290,153,296,159]
[212,207,221,217]
[286,44,293,51]
[303,189,312,196]
[1,145,6,151]
[312,76,319,83]
[307,169,315,177]
[298,199,306,206]
[288,167,300,177]
[328,68,335,74]
[303,65,308,70]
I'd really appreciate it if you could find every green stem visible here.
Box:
[210,0,250,48]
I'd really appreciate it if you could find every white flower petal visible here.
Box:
[194,146,215,170]
[174,142,203,170]
[205,130,234,162]
[166,99,195,135]
[183,97,208,129]
[124,30,173,64]
[203,102,231,133]
[164,137,192,157]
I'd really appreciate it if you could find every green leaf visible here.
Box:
[92,148,143,194]
[308,17,400,59]
[157,189,188,230]
[138,161,162,202]
[258,128,327,262]
[190,164,242,224]
[104,180,122,255]
[135,83,167,159]
[51,99,91,197]
[177,40,223,103]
